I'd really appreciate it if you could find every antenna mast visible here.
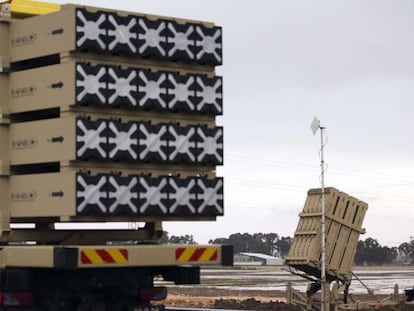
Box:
[311,117,327,311]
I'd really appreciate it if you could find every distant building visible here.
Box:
[235,252,284,266]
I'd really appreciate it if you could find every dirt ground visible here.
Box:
[162,283,414,310]
[163,287,290,309]
[160,266,414,310]
[162,287,414,310]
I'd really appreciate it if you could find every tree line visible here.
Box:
[161,231,414,265]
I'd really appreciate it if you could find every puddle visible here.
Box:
[200,267,414,294]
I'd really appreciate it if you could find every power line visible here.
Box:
[226,154,317,170]
[226,200,299,212]
[226,153,414,183]
[225,201,414,223]
[228,178,306,192]
[225,178,414,203]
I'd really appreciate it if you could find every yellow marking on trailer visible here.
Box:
[199,247,217,262]
[107,249,128,264]
[80,248,129,265]
[176,247,195,263]
[175,247,218,263]
[82,249,104,264]
[10,0,60,17]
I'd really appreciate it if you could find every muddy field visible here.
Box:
[160,266,414,310]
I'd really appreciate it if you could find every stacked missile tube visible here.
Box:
[1,3,225,240]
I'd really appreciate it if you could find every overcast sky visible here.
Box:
[53,0,414,247]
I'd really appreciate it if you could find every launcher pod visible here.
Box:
[285,188,369,311]
[0,2,231,310]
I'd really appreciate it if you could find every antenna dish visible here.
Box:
[310,117,320,135]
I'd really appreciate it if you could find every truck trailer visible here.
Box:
[0,1,232,310]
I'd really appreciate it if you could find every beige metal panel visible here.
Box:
[285,187,368,282]
[0,165,8,176]
[10,117,76,165]
[0,121,9,173]
[0,21,10,70]
[10,62,76,113]
[328,226,350,270]
[340,230,360,273]
[0,74,9,110]
[10,7,75,63]
[1,245,55,268]
[325,187,339,215]
[328,188,348,218]
[353,202,368,227]
[302,190,319,213]
[287,231,319,262]
[309,230,321,261]
[0,244,227,268]
[0,176,10,233]
[10,171,77,218]
[325,219,340,265]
